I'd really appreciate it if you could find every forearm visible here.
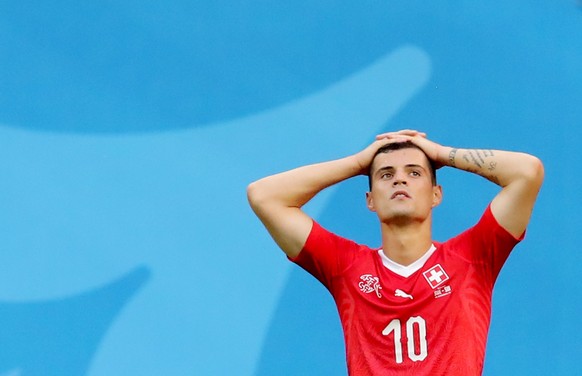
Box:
[247,155,362,211]
[437,147,543,187]
[247,137,394,257]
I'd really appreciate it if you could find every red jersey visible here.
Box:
[290,206,522,376]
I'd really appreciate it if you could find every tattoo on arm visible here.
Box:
[448,148,458,167]
[488,161,497,171]
[487,161,500,184]
[460,149,501,185]
[475,150,486,165]
[462,149,495,169]
[466,150,483,168]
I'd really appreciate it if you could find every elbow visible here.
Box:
[246,180,268,212]
[524,155,545,188]
[247,179,281,219]
[246,181,260,208]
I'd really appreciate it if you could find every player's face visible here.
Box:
[366,148,442,224]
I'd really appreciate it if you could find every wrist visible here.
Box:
[347,154,369,176]
[430,145,455,168]
[444,147,457,168]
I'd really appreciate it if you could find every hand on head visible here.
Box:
[375,129,444,168]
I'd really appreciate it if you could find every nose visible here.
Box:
[392,171,408,186]
[393,179,407,186]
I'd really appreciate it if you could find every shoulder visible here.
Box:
[301,220,368,254]
[444,205,522,245]
[290,220,375,286]
[438,205,522,273]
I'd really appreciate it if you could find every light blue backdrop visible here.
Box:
[0,1,580,375]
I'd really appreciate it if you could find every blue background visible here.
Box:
[0,1,581,374]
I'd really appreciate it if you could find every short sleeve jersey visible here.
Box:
[290,206,522,376]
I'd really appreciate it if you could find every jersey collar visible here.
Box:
[377,244,437,278]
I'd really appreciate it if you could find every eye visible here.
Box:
[380,172,393,179]
[410,170,421,177]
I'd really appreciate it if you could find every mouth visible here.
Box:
[391,191,411,199]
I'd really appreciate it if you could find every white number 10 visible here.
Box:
[382,316,428,364]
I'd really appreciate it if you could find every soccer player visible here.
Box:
[247,130,544,375]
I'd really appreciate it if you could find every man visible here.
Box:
[247,130,544,375]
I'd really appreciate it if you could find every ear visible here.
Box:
[432,185,443,208]
[366,192,376,212]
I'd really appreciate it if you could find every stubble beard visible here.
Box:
[380,205,420,227]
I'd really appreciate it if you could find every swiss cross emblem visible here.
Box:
[423,264,449,289]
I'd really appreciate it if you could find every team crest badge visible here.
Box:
[358,274,383,298]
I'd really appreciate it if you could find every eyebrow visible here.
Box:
[374,164,426,177]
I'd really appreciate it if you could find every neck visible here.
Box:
[380,217,433,266]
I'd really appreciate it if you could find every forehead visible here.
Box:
[371,147,430,173]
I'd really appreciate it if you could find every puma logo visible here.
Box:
[394,289,413,300]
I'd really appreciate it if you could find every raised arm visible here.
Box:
[445,147,544,238]
[247,138,398,258]
[380,131,545,238]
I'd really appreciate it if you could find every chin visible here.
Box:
[382,211,415,224]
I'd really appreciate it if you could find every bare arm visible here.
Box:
[441,147,544,237]
[380,131,545,238]
[247,137,406,258]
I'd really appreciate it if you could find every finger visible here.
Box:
[376,130,426,140]
[375,132,407,140]
[375,135,412,145]
[396,129,426,137]
[375,133,423,141]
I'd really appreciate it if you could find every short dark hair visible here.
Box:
[368,141,437,190]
